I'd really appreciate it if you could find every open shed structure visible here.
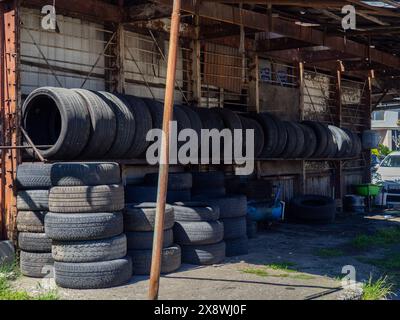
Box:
[1,0,400,240]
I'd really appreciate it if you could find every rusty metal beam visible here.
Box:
[155,0,400,69]
[1,0,19,241]
[203,0,347,7]
[22,0,124,23]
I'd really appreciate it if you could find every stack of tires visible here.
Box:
[16,163,53,278]
[124,203,181,275]
[45,162,132,289]
[288,195,336,224]
[192,171,226,198]
[172,202,225,265]
[205,196,248,257]
[125,173,192,204]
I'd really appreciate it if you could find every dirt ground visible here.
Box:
[12,211,400,300]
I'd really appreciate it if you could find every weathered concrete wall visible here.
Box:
[259,84,300,121]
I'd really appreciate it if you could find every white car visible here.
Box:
[376,151,400,183]
[375,152,400,207]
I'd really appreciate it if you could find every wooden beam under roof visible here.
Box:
[203,0,347,7]
[155,0,400,69]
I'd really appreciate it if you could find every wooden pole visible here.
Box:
[148,0,181,301]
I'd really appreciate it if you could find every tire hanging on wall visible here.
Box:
[22,87,91,160]
[73,89,117,159]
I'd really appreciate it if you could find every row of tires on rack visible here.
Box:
[16,162,249,289]
[23,87,362,161]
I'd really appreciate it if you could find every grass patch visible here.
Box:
[361,276,395,300]
[362,253,400,271]
[241,265,315,280]
[351,227,400,250]
[265,262,297,272]
[242,268,269,277]
[0,261,59,301]
[315,248,344,258]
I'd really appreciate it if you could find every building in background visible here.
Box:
[372,110,400,151]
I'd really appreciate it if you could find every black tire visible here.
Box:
[97,92,136,159]
[144,172,192,191]
[52,234,127,263]
[248,113,278,157]
[212,108,242,132]
[54,257,132,289]
[173,221,224,245]
[50,162,121,186]
[302,121,329,158]
[18,232,52,253]
[49,185,124,213]
[72,89,116,158]
[181,242,225,265]
[22,87,90,160]
[17,211,46,233]
[45,212,123,241]
[172,202,220,221]
[195,108,225,131]
[225,237,249,257]
[178,105,202,138]
[289,195,336,223]
[124,203,175,232]
[322,123,337,158]
[116,95,152,158]
[126,229,174,250]
[20,251,54,278]
[297,124,317,159]
[239,116,265,158]
[346,130,361,157]
[271,116,287,157]
[192,187,227,198]
[221,217,247,240]
[125,185,191,204]
[291,122,305,158]
[246,218,257,239]
[201,195,247,219]
[329,126,351,158]
[128,245,181,275]
[192,171,225,189]
[174,105,192,137]
[280,121,297,158]
[341,128,354,158]
[17,190,49,211]
[142,98,164,129]
[16,163,52,190]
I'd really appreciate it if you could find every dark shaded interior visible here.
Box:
[24,95,61,149]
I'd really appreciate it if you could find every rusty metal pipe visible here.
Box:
[148,0,181,301]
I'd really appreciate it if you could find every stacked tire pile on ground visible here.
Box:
[192,172,249,257]
[44,162,132,289]
[125,173,192,203]
[172,202,226,265]
[16,164,53,278]
[23,87,362,161]
[124,203,181,275]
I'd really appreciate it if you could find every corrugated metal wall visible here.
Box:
[124,30,187,103]
[20,7,108,95]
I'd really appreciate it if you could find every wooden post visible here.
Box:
[148,0,181,301]
[116,24,126,94]
[248,53,259,113]
[192,5,201,106]
[297,62,306,194]
[334,66,343,207]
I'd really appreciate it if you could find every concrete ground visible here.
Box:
[11,211,400,300]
